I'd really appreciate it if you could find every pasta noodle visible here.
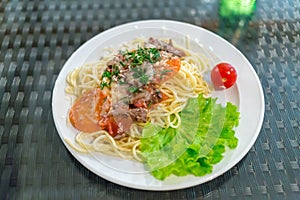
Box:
[65,37,211,161]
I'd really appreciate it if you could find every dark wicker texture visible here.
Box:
[0,0,299,199]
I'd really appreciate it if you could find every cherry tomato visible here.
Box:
[211,63,237,89]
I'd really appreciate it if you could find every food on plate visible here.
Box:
[64,37,239,180]
[211,62,237,89]
[141,95,239,180]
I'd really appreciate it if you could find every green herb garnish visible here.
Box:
[132,66,150,86]
[100,82,109,89]
[102,70,112,79]
[139,74,149,85]
[128,86,139,93]
[100,65,120,89]
[100,47,161,90]
[124,47,161,66]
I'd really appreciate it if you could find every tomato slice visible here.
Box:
[211,63,237,89]
[133,98,148,109]
[166,57,181,70]
[154,57,181,84]
[69,88,107,133]
[99,116,120,137]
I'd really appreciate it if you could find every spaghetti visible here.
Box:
[65,37,211,161]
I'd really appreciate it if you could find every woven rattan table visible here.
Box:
[0,0,299,199]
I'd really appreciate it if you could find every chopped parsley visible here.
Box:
[124,47,161,66]
[100,47,161,91]
[100,65,120,89]
[139,74,149,85]
[132,66,150,86]
[128,86,139,93]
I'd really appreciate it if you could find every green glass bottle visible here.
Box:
[218,0,257,44]
[219,0,257,18]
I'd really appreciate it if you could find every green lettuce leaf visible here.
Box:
[140,95,240,180]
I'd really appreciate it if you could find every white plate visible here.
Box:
[52,20,264,190]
